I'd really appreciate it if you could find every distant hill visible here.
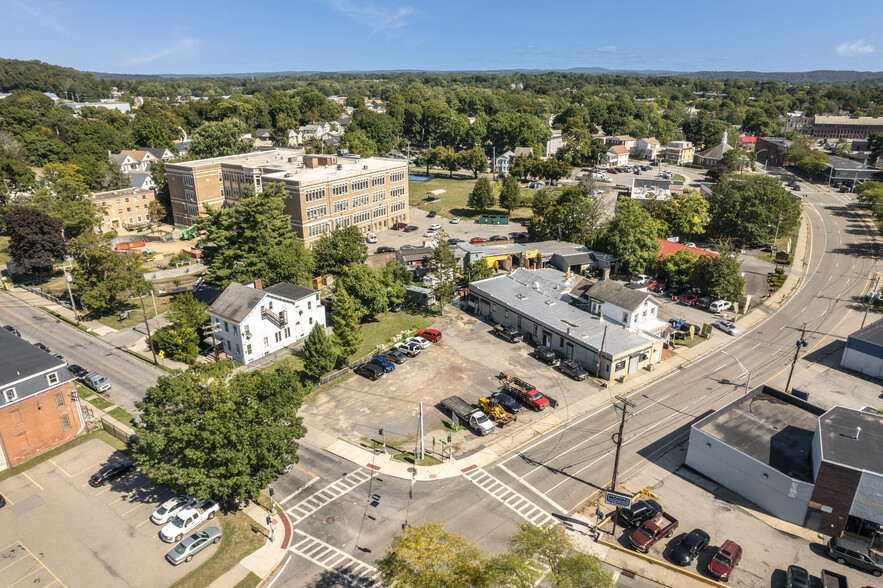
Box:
[0,58,108,100]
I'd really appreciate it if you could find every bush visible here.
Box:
[774,266,785,275]
[151,325,199,363]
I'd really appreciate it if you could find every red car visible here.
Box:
[708,540,742,581]
[417,329,442,342]
[392,222,407,230]
[470,237,488,244]
[682,293,701,305]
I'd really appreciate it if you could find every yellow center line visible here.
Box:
[21,473,42,491]
[7,567,41,588]
[18,542,67,588]
[47,459,72,478]
[99,359,147,386]
[290,463,318,478]
[0,555,29,573]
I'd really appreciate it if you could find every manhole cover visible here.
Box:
[325,516,336,524]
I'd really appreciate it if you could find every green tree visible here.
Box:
[426,230,459,315]
[312,226,368,276]
[497,174,523,215]
[70,232,145,315]
[381,259,411,307]
[132,362,306,502]
[189,118,253,159]
[783,136,813,165]
[302,323,338,380]
[656,248,700,285]
[797,150,829,177]
[151,325,199,363]
[331,289,363,362]
[706,174,801,244]
[693,252,746,302]
[0,157,36,202]
[467,177,495,214]
[166,291,208,332]
[438,146,459,177]
[376,522,488,588]
[652,192,709,240]
[464,258,494,284]
[529,187,605,245]
[458,146,488,178]
[869,132,883,166]
[540,158,572,184]
[4,206,66,274]
[336,264,388,319]
[509,153,541,179]
[603,198,661,273]
[132,117,176,149]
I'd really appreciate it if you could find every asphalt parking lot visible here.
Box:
[371,206,525,252]
[0,438,215,587]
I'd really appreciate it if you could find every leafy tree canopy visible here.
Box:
[312,225,368,276]
[4,205,66,274]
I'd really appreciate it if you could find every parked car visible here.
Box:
[392,222,408,230]
[83,371,112,393]
[715,320,741,336]
[682,293,700,306]
[89,459,135,487]
[470,237,488,244]
[394,341,422,357]
[417,329,442,342]
[400,244,417,249]
[534,345,558,365]
[670,528,710,566]
[490,391,522,414]
[618,499,663,528]
[2,325,20,337]
[50,351,67,363]
[406,336,431,349]
[827,536,883,576]
[668,318,687,331]
[160,499,219,543]
[151,495,197,525]
[382,349,408,364]
[707,540,742,581]
[489,235,507,241]
[448,238,464,244]
[784,565,811,588]
[166,526,222,565]
[369,355,396,373]
[34,342,51,353]
[450,217,461,224]
[356,363,385,381]
[68,364,89,381]
[403,225,418,232]
[0,492,5,508]
[428,223,441,231]
[424,230,438,237]
[427,211,437,217]
[695,296,714,310]
[709,300,732,313]
[559,359,588,381]
[376,246,396,254]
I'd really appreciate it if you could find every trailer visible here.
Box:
[440,396,495,436]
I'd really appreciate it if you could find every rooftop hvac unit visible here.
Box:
[337,164,343,170]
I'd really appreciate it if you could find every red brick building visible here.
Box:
[0,331,85,471]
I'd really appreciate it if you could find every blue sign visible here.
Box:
[605,491,633,508]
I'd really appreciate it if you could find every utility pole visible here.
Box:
[784,322,808,392]
[61,261,81,324]
[150,289,161,332]
[861,277,880,329]
[771,211,783,251]
[138,294,158,365]
[609,395,635,537]
[595,325,608,377]
[418,402,425,460]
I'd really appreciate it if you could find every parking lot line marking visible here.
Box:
[21,473,42,491]
[71,458,110,478]
[7,567,41,588]
[0,541,20,553]
[16,541,67,588]
[0,555,29,573]
[0,494,11,506]
[135,517,153,528]
[109,481,150,505]
[122,503,145,517]
[47,459,72,478]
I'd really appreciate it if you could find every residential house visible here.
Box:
[111,153,141,174]
[253,128,275,150]
[635,137,661,160]
[495,150,515,174]
[656,238,719,259]
[606,135,637,151]
[693,133,733,168]
[207,281,325,365]
[631,178,684,200]
[739,136,757,152]
[606,145,630,167]
[292,122,332,145]
[0,330,85,471]
[544,131,564,157]
[127,172,156,191]
[118,150,158,172]
[584,279,663,331]
[142,148,175,162]
[664,141,695,165]
[87,187,156,233]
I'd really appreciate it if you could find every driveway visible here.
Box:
[0,438,214,587]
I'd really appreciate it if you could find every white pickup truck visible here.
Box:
[159,499,219,543]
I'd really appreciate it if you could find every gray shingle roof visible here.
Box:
[585,280,651,312]
[207,283,266,323]
[264,283,318,302]
[0,330,67,389]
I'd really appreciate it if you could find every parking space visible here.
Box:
[0,438,212,587]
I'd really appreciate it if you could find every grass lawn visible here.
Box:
[409,175,533,221]
[77,385,95,399]
[107,406,133,423]
[86,395,114,410]
[354,309,435,359]
[0,429,126,484]
[672,173,686,182]
[0,236,10,264]
[93,295,172,330]
[232,573,261,588]
[168,509,267,588]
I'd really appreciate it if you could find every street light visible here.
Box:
[755,148,769,172]
[720,351,751,394]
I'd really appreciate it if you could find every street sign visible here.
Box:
[605,491,633,508]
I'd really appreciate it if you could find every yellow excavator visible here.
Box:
[478,397,516,426]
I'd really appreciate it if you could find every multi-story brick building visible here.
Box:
[87,187,156,233]
[810,115,883,141]
[664,141,695,165]
[0,330,85,471]
[164,149,410,246]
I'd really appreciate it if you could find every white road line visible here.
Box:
[289,530,380,586]
[497,463,566,513]
[286,469,372,524]
[463,467,557,527]
[751,343,762,350]
[266,553,292,588]
[280,476,320,505]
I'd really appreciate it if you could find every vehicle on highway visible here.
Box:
[489,235,507,241]
[89,459,135,487]
[392,222,408,230]
[428,223,441,230]
[490,391,522,414]
[559,359,588,381]
[417,329,442,342]
[34,342,51,353]
[424,230,438,237]
[715,320,741,336]
[440,395,494,436]
[534,345,558,365]
[450,217,460,224]
[827,536,883,576]
[356,362,385,380]
[394,341,422,357]
[83,371,112,393]
[619,499,663,527]
[707,540,742,581]
[166,526,222,565]
[470,237,488,244]
[670,528,710,566]
[151,495,197,525]
[382,350,408,364]
[369,355,396,373]
[406,335,431,349]
[784,565,811,588]
[160,499,219,543]
[2,325,20,337]
[68,364,89,381]
[376,246,396,254]
[403,225,418,232]
[629,512,678,553]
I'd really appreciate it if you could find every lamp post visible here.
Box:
[720,351,751,394]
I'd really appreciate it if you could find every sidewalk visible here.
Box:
[2,285,117,335]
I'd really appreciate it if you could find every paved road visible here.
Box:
[0,290,163,412]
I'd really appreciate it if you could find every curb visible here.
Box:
[599,538,728,587]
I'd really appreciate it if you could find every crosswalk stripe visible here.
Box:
[463,467,557,527]
[285,469,372,524]
[289,530,380,586]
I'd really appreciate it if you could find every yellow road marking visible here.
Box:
[7,567,41,588]
[96,485,113,496]
[123,503,145,517]
[72,458,110,478]
[0,493,12,506]
[0,555,28,573]
[42,581,58,588]
[136,517,154,528]
[99,359,145,386]
[21,473,42,491]
[0,541,20,553]
[110,481,148,505]
[18,542,66,588]
[47,459,72,478]
[291,463,318,478]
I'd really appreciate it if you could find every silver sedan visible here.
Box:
[166,526,222,565]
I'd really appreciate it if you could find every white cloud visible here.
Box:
[597,45,617,54]
[835,40,874,57]
[316,0,413,33]
[128,38,200,66]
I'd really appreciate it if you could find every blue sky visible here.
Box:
[1,0,881,75]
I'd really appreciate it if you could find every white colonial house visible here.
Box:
[606,145,630,167]
[207,281,325,365]
[584,279,664,332]
[635,137,662,160]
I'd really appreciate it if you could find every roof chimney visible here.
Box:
[253,279,263,290]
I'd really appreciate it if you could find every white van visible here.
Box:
[83,372,111,393]
[709,300,732,313]
[366,232,378,244]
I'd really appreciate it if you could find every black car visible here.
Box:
[489,235,507,241]
[355,363,384,381]
[89,459,135,487]
[68,364,89,381]
[784,565,811,588]
[534,345,558,365]
[403,225,418,232]
[448,238,464,244]
[670,528,710,566]
[618,499,663,527]
[2,325,20,337]
[427,211,437,217]
[383,350,408,364]
[490,391,522,414]
[376,246,396,254]
[559,359,588,381]
[0,492,6,508]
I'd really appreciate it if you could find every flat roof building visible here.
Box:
[811,115,883,140]
[840,318,883,378]
[87,187,155,234]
